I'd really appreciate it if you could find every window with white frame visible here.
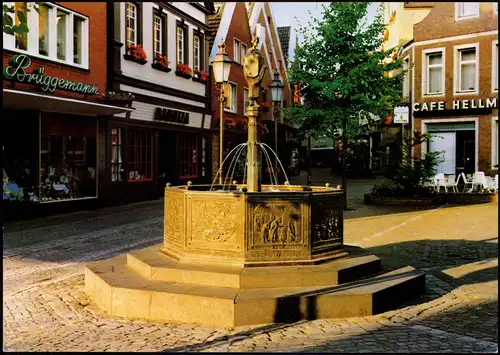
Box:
[455,45,477,93]
[176,26,184,63]
[244,88,250,116]
[193,35,201,71]
[493,41,498,92]
[233,39,240,64]
[402,56,410,98]
[455,2,480,19]
[3,2,89,68]
[493,117,498,168]
[153,14,162,57]
[424,50,444,95]
[126,3,137,47]
[224,83,237,112]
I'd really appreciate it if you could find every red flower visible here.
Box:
[127,44,147,61]
[177,62,192,75]
[154,54,170,68]
[193,70,209,82]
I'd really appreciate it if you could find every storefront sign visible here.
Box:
[154,107,189,125]
[413,98,497,112]
[393,106,409,124]
[2,54,99,95]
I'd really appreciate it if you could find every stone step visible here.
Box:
[126,245,382,289]
[85,253,424,328]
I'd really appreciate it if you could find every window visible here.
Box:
[126,3,137,47]
[224,83,237,112]
[244,88,250,116]
[193,35,201,71]
[4,2,89,68]
[493,117,498,169]
[110,128,124,182]
[15,2,28,50]
[493,41,498,92]
[241,43,247,63]
[233,39,240,64]
[402,56,410,98]
[179,134,198,179]
[153,15,162,57]
[176,24,187,63]
[38,4,50,56]
[201,137,207,177]
[423,49,444,95]
[455,45,478,93]
[455,2,479,20]
[128,131,153,182]
[73,16,84,64]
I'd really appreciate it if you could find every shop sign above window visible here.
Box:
[413,98,497,112]
[154,107,189,125]
[2,54,99,95]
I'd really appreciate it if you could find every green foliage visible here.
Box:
[378,131,442,195]
[3,3,41,36]
[284,2,405,140]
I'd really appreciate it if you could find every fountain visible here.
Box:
[85,36,425,328]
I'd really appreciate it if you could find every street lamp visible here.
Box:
[269,68,284,181]
[211,41,232,185]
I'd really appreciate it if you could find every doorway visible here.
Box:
[157,130,177,197]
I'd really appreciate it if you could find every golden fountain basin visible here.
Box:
[162,184,346,267]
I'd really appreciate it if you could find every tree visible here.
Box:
[284,2,404,209]
[3,3,40,36]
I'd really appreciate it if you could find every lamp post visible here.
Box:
[211,41,232,185]
[269,68,284,181]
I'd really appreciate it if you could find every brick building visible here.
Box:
[388,2,498,176]
[2,2,131,219]
[207,2,297,183]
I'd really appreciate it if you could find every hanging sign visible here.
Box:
[393,106,409,124]
[2,54,99,95]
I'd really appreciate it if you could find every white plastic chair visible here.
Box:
[435,173,447,193]
[471,172,486,193]
[444,174,459,193]
[485,176,494,192]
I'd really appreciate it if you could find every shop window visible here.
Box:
[423,49,444,95]
[224,83,237,112]
[110,127,124,182]
[233,39,241,64]
[455,2,479,20]
[201,137,207,177]
[40,135,97,202]
[128,130,153,182]
[455,45,478,94]
[179,134,198,179]
[4,2,89,68]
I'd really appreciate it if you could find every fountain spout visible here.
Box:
[243,35,267,192]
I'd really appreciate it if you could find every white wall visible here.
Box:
[119,2,207,97]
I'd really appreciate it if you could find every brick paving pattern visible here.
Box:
[3,171,498,352]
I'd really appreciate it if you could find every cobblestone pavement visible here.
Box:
[3,175,498,353]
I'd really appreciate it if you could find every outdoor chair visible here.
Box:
[435,173,447,193]
[444,174,459,193]
[462,173,473,193]
[485,176,495,192]
[470,172,486,193]
[423,176,438,192]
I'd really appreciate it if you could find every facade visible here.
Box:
[383,2,498,176]
[106,2,214,203]
[2,2,132,219]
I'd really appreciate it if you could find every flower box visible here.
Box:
[124,45,148,65]
[152,63,172,73]
[176,63,193,79]
[175,71,192,79]
[192,70,209,84]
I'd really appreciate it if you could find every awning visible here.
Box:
[3,89,135,116]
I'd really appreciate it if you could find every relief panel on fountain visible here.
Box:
[310,196,344,252]
[164,190,185,251]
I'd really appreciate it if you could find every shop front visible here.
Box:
[2,89,134,220]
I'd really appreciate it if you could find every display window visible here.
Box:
[128,130,153,182]
[40,115,97,202]
[110,127,124,182]
[179,134,198,179]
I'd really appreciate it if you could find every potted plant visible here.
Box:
[99,91,135,108]
[175,63,193,79]
[152,54,171,72]
[124,44,148,65]
[192,70,209,83]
